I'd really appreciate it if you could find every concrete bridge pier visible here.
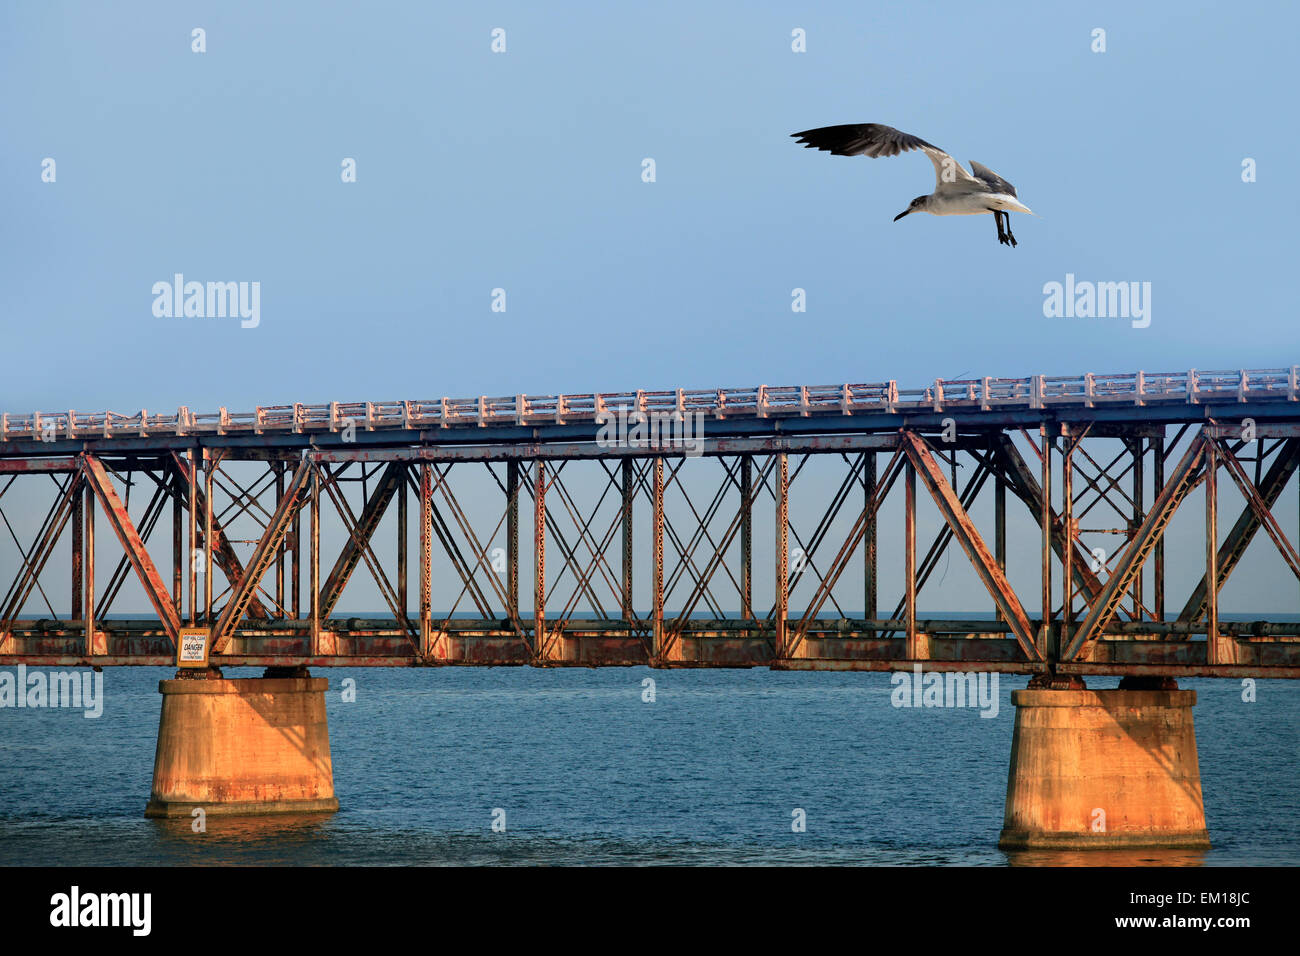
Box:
[998,679,1210,849]
[145,669,339,818]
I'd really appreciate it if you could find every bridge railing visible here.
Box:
[2,367,1297,443]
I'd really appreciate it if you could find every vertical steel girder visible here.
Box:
[310,463,321,650]
[0,472,80,634]
[507,460,519,623]
[901,432,1039,660]
[790,447,904,648]
[740,456,753,621]
[166,455,273,621]
[71,479,83,620]
[1180,438,1300,621]
[864,451,877,623]
[621,459,634,622]
[169,467,180,614]
[4,421,1299,674]
[397,467,408,617]
[1130,438,1145,616]
[885,448,992,628]
[80,456,181,645]
[994,467,1006,622]
[1153,435,1165,620]
[187,450,197,624]
[211,460,311,653]
[904,456,917,657]
[1205,441,1222,663]
[1064,432,1208,662]
[1040,431,1053,660]
[203,456,213,623]
[317,462,403,618]
[84,482,95,654]
[1062,435,1075,632]
[992,434,1108,607]
[775,453,789,657]
[652,457,664,658]
[1216,441,1300,580]
[534,460,547,659]
[419,462,432,655]
[274,462,285,614]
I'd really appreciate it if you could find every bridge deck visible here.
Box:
[2,367,1298,677]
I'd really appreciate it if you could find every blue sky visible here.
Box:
[1,1,1296,615]
[3,0,1296,412]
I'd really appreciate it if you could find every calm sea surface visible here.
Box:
[1,666,1296,866]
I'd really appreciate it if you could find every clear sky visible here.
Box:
[1,1,1296,615]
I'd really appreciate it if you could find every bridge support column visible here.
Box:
[145,674,338,818]
[998,687,1209,849]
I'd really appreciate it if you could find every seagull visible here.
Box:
[791,123,1033,247]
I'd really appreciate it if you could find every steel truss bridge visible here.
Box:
[1,367,1298,678]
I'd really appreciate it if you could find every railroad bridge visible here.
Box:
[2,367,1297,847]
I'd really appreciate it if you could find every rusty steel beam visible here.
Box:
[534,460,546,659]
[204,456,213,623]
[1153,434,1165,620]
[0,473,79,633]
[1064,432,1208,662]
[95,477,170,621]
[506,460,519,624]
[1206,442,1224,664]
[885,448,992,630]
[740,456,752,621]
[187,449,197,624]
[310,462,321,652]
[1180,438,1300,622]
[0,457,80,473]
[397,466,408,618]
[85,483,95,654]
[291,485,301,619]
[1131,437,1145,617]
[1040,430,1052,659]
[308,433,901,465]
[71,479,83,621]
[274,461,285,613]
[419,462,432,655]
[1062,435,1075,635]
[992,432,1108,610]
[660,458,754,658]
[652,456,664,658]
[775,453,788,657]
[789,447,905,652]
[317,461,403,618]
[1216,440,1300,581]
[163,455,270,621]
[210,460,311,654]
[80,456,181,645]
[864,451,877,622]
[169,468,180,614]
[902,432,1039,661]
[621,459,633,622]
[905,456,918,657]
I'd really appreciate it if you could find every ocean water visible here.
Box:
[0,667,1295,866]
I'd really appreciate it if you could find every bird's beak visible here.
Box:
[893,209,912,222]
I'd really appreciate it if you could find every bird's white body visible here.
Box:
[927,189,1033,216]
[791,124,1033,246]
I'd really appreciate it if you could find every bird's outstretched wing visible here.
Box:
[969,161,1017,198]
[791,123,978,189]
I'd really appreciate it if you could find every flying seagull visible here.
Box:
[791,123,1033,247]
